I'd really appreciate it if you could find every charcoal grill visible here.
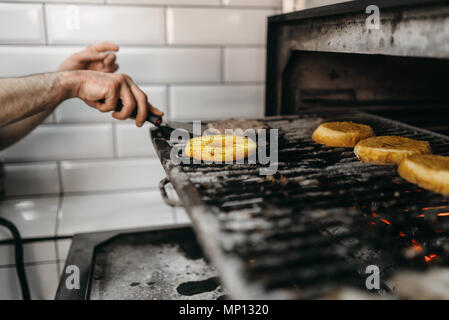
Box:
[151,110,449,299]
[55,0,449,300]
[150,0,449,299]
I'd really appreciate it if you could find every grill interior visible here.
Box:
[280,51,449,136]
[152,110,449,299]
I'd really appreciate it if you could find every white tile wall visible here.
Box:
[4,162,60,196]
[54,98,113,123]
[174,208,191,225]
[166,7,274,45]
[0,241,57,266]
[0,46,81,77]
[115,123,158,157]
[45,5,165,45]
[108,0,220,4]
[170,85,265,120]
[0,263,59,300]
[224,48,266,82]
[8,0,103,3]
[117,47,221,83]
[0,3,45,44]
[60,158,165,192]
[57,190,174,236]
[56,239,72,261]
[0,124,114,161]
[0,197,59,241]
[223,0,281,7]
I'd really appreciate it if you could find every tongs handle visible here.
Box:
[98,99,162,126]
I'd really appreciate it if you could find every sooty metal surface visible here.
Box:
[90,227,225,300]
[151,110,449,299]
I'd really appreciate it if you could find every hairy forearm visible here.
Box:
[0,72,73,127]
[0,72,75,150]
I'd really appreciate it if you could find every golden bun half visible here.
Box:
[185,135,257,162]
[354,136,431,165]
[312,121,375,147]
[398,154,449,195]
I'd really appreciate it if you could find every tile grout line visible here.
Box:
[166,84,171,120]
[41,3,49,46]
[163,5,168,46]
[56,161,64,195]
[1,186,162,202]
[53,188,64,240]
[112,123,119,159]
[220,46,225,83]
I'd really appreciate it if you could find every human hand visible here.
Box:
[68,70,163,127]
[57,42,119,73]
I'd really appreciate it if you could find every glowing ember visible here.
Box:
[437,212,449,217]
[411,240,423,253]
[422,206,447,211]
[424,254,438,263]
[399,232,406,237]
[380,219,391,225]
[416,214,424,218]
[372,212,379,217]
[401,209,409,212]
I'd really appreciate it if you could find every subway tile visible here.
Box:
[224,48,266,82]
[4,162,60,197]
[0,46,82,77]
[222,0,281,7]
[43,113,54,124]
[0,241,57,266]
[60,158,165,192]
[117,47,221,83]
[107,0,220,4]
[142,86,168,114]
[55,98,112,123]
[45,5,165,45]
[170,85,265,120]
[304,0,350,9]
[115,123,157,157]
[8,0,103,3]
[0,124,114,161]
[167,7,274,45]
[55,86,167,123]
[56,239,72,262]
[0,197,59,241]
[0,3,45,44]
[0,263,59,300]
[58,190,175,236]
[174,208,191,225]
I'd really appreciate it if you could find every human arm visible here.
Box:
[0,71,163,150]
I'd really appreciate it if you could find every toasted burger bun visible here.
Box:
[185,134,257,162]
[398,154,449,195]
[312,121,375,147]
[354,136,431,165]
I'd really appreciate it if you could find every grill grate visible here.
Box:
[151,110,449,299]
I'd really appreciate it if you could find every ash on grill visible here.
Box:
[152,111,449,299]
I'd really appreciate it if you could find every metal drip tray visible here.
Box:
[55,226,226,300]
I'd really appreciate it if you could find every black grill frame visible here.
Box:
[151,110,449,299]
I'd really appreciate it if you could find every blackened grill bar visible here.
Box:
[151,110,449,299]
